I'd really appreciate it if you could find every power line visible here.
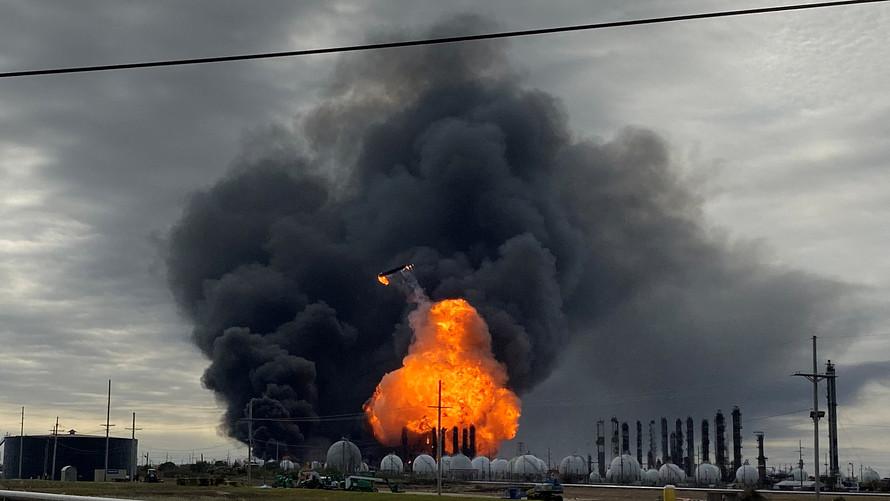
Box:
[0,0,886,79]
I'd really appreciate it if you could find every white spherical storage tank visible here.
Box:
[450,453,474,479]
[558,455,587,481]
[279,459,295,472]
[412,454,437,476]
[380,454,404,474]
[641,468,660,486]
[588,470,602,483]
[658,463,685,485]
[510,454,544,480]
[862,468,881,483]
[491,458,509,480]
[472,456,491,480]
[606,455,641,484]
[789,468,808,482]
[694,463,721,485]
[735,464,759,487]
[325,440,362,473]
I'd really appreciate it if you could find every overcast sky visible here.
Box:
[1,0,889,474]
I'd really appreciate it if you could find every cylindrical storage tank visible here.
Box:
[862,468,881,483]
[510,455,544,481]
[472,456,491,480]
[789,468,808,481]
[380,454,404,474]
[642,468,660,486]
[412,454,437,476]
[694,463,721,485]
[279,460,295,472]
[491,458,509,480]
[325,440,362,473]
[440,455,452,475]
[606,454,641,484]
[558,455,587,482]
[2,434,137,481]
[588,470,602,483]
[735,464,759,487]
[658,463,685,485]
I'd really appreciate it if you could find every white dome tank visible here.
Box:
[491,458,509,480]
[440,455,452,474]
[735,464,759,486]
[279,459,295,472]
[606,454,641,484]
[641,468,660,486]
[450,453,474,479]
[325,440,362,473]
[694,463,721,485]
[412,454,437,476]
[510,454,544,480]
[310,460,323,471]
[472,456,491,480]
[658,463,685,485]
[558,455,587,481]
[588,470,602,483]
[380,454,404,474]
[862,468,881,483]
[789,468,808,481]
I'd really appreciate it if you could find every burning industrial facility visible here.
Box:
[165,15,855,462]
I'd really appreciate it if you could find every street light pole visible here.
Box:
[793,336,826,501]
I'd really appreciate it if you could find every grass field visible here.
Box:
[3,480,890,501]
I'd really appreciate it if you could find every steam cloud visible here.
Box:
[166,16,860,458]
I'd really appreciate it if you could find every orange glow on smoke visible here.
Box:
[364,299,521,456]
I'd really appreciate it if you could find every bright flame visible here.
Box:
[377,274,390,286]
[364,298,521,456]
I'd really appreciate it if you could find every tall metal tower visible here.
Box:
[685,417,695,476]
[648,420,656,469]
[715,410,727,479]
[674,419,684,467]
[826,361,839,487]
[755,431,767,485]
[636,421,643,465]
[660,418,669,464]
[701,419,710,463]
[611,417,620,459]
[731,406,743,472]
[596,420,606,478]
[621,422,630,454]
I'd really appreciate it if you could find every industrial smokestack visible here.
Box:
[731,406,742,471]
[469,425,476,458]
[401,427,409,459]
[675,419,684,467]
[669,432,677,464]
[661,418,669,464]
[755,431,767,485]
[826,361,839,486]
[686,417,694,476]
[611,417,620,459]
[701,419,710,463]
[648,420,656,469]
[716,410,727,479]
[621,422,630,454]
[431,427,437,455]
[462,427,469,456]
[636,420,643,465]
[596,420,606,478]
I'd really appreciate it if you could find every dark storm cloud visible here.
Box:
[165,14,867,458]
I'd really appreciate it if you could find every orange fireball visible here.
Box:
[364,298,521,456]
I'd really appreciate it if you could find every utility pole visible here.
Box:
[102,380,114,482]
[51,417,59,481]
[19,406,25,479]
[247,401,253,485]
[125,412,142,482]
[793,336,826,500]
[427,380,450,496]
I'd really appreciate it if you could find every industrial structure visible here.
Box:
[2,431,136,481]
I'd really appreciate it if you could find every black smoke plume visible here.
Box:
[166,16,861,458]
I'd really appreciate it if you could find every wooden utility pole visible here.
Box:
[125,412,142,481]
[51,417,59,480]
[794,337,826,501]
[427,380,450,496]
[102,380,114,482]
[19,406,24,479]
[247,401,253,485]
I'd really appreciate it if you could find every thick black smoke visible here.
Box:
[166,16,861,458]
